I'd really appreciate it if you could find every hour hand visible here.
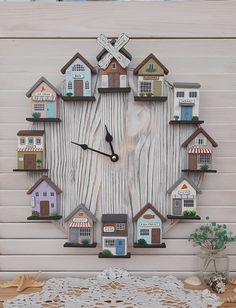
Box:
[105,125,113,143]
[71,142,88,150]
[71,141,111,158]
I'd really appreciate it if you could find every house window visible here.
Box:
[68,81,72,90]
[189,91,197,98]
[35,192,39,196]
[20,138,25,145]
[147,63,156,72]
[184,200,194,207]
[43,192,47,197]
[140,82,152,93]
[28,137,34,145]
[51,192,54,196]
[195,138,205,145]
[140,229,149,236]
[36,138,41,145]
[51,203,54,208]
[72,64,85,71]
[104,239,115,247]
[116,223,125,230]
[85,81,89,89]
[111,62,116,69]
[176,91,185,98]
[199,154,211,164]
[34,104,44,111]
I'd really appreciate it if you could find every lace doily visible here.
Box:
[4,267,222,308]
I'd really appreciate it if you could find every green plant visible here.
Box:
[146,92,153,97]
[101,249,113,257]
[32,112,41,119]
[137,238,147,246]
[66,92,73,96]
[50,212,59,217]
[200,164,209,171]
[32,211,40,217]
[174,115,179,121]
[81,239,90,246]
[183,210,197,217]
[192,116,199,122]
[36,159,42,168]
[189,219,236,251]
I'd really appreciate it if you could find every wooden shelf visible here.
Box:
[61,95,96,102]
[13,169,49,172]
[26,118,61,122]
[64,242,97,248]
[98,252,131,258]
[169,120,204,125]
[134,96,167,102]
[167,215,201,220]
[182,169,217,173]
[98,87,131,93]
[133,243,166,248]
[27,215,62,220]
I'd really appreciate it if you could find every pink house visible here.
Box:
[26,76,61,119]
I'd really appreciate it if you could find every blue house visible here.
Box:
[61,52,97,97]
[133,203,166,247]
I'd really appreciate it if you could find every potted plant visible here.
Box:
[81,239,90,246]
[137,238,147,246]
[189,218,236,289]
[174,115,179,121]
[200,164,209,171]
[66,92,73,97]
[101,249,113,257]
[32,211,40,218]
[36,159,42,169]
[32,112,41,119]
[183,210,197,218]
[192,116,199,122]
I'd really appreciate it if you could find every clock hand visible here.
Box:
[105,125,115,155]
[71,141,112,158]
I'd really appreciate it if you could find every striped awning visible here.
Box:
[69,222,91,228]
[17,148,43,152]
[188,147,212,154]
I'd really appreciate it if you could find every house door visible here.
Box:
[108,73,120,88]
[24,154,36,169]
[40,201,49,217]
[74,80,83,96]
[115,239,125,255]
[46,102,56,118]
[151,228,160,244]
[188,154,197,170]
[154,80,163,96]
[173,199,182,215]
[181,106,193,121]
[70,228,79,243]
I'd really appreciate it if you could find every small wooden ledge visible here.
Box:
[134,96,167,102]
[98,87,131,93]
[169,120,204,125]
[167,215,201,220]
[13,169,49,172]
[27,215,62,220]
[98,252,131,258]
[64,242,97,248]
[61,96,96,102]
[26,118,61,123]
[133,243,166,248]
[182,169,217,173]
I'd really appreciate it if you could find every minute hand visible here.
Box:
[71,142,111,158]
[105,125,115,155]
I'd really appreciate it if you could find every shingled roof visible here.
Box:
[17,130,44,136]
[64,204,97,222]
[27,176,62,194]
[182,127,218,147]
[133,203,167,222]
[26,76,61,98]
[102,214,128,222]
[133,53,169,75]
[61,52,97,74]
[167,175,201,194]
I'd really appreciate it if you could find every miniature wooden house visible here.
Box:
[133,54,169,97]
[97,39,132,89]
[133,203,166,247]
[27,176,62,218]
[101,214,128,256]
[16,130,45,170]
[182,127,218,171]
[173,82,201,121]
[167,176,201,217]
[26,77,60,119]
[64,204,97,247]
[61,52,97,97]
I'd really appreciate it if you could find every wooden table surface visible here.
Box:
[0,281,235,307]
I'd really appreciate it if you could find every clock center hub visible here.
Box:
[111,154,119,162]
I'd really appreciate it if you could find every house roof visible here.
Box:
[17,130,44,136]
[64,204,97,222]
[133,53,169,75]
[173,82,201,89]
[27,176,62,194]
[102,214,128,222]
[96,38,132,62]
[26,76,61,98]
[167,175,201,194]
[182,127,218,147]
[133,203,167,222]
[61,52,97,74]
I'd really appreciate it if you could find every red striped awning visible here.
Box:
[188,147,212,154]
[17,148,43,152]
[69,222,91,228]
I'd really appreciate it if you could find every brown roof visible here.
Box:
[26,76,61,98]
[133,53,169,75]
[61,52,97,74]
[182,127,218,147]
[133,203,167,222]
[17,130,44,136]
[27,176,62,194]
